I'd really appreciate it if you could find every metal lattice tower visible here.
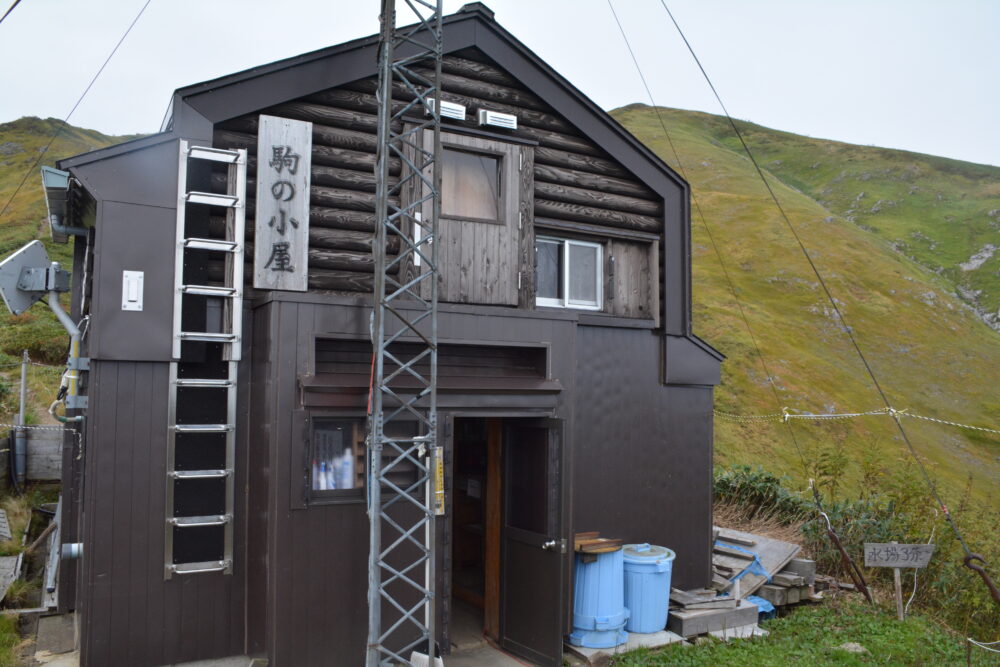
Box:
[368,0,443,664]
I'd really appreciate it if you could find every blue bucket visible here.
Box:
[622,543,675,633]
[569,548,629,648]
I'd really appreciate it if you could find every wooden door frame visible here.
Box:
[436,410,557,654]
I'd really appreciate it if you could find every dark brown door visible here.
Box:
[500,420,566,666]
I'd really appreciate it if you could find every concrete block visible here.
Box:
[668,602,759,637]
[781,558,816,585]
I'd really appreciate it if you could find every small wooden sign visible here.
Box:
[864,543,935,569]
[254,115,312,291]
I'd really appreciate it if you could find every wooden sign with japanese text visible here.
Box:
[864,543,935,569]
[254,115,311,291]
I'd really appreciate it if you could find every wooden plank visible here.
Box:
[224,217,398,253]
[535,181,663,216]
[266,101,396,135]
[756,584,788,607]
[714,527,800,599]
[246,182,392,213]
[220,116,380,154]
[214,129,401,175]
[534,146,631,180]
[254,115,312,291]
[533,163,656,201]
[415,68,553,114]
[772,573,805,587]
[233,160,393,193]
[670,589,737,609]
[26,433,62,480]
[713,545,756,560]
[325,81,578,135]
[534,217,660,242]
[484,418,502,640]
[0,556,18,603]
[441,54,522,89]
[0,511,11,543]
[781,558,816,585]
[518,145,535,308]
[650,240,660,328]
[534,198,661,233]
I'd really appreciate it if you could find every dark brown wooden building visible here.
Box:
[51,4,721,665]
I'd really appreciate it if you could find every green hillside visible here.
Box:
[0,118,128,424]
[612,104,1000,510]
[2,111,999,515]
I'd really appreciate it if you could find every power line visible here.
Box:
[0,0,23,26]
[605,0,813,477]
[0,0,153,222]
[656,0,993,589]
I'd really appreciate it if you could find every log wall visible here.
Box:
[214,50,662,318]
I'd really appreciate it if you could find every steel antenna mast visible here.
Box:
[368,0,444,664]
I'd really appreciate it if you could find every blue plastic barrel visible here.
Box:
[622,543,675,633]
[569,548,629,648]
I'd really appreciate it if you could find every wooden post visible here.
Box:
[892,541,904,621]
[484,419,502,639]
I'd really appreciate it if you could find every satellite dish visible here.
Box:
[0,240,53,315]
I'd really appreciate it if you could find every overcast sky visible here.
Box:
[1,0,997,166]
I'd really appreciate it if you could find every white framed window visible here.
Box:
[535,236,603,310]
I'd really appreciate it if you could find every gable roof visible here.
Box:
[61,3,687,199]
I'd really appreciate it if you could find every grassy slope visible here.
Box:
[615,595,979,666]
[0,117,128,423]
[612,104,1000,510]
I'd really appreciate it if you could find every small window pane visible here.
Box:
[441,149,500,221]
[535,240,562,300]
[568,243,598,304]
[312,419,361,491]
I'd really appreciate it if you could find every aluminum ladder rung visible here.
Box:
[173,378,232,388]
[172,424,233,433]
[169,560,231,575]
[187,145,243,164]
[169,469,231,480]
[168,515,231,528]
[177,331,238,343]
[181,284,237,297]
[183,238,239,252]
[185,191,240,208]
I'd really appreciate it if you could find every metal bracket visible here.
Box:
[66,395,88,410]
[67,356,90,371]
[17,266,70,293]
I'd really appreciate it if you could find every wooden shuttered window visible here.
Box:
[417,131,525,306]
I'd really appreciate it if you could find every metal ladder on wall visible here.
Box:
[165,141,247,578]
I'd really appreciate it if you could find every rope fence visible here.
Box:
[714,406,1000,436]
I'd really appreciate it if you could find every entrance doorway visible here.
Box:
[450,418,501,648]
[446,417,567,667]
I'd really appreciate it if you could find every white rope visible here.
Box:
[967,638,1000,653]
[0,423,71,433]
[714,406,1000,436]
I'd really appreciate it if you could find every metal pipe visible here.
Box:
[47,278,85,424]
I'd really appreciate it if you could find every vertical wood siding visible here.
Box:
[80,360,246,666]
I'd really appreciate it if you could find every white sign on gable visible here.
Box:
[254,115,312,291]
